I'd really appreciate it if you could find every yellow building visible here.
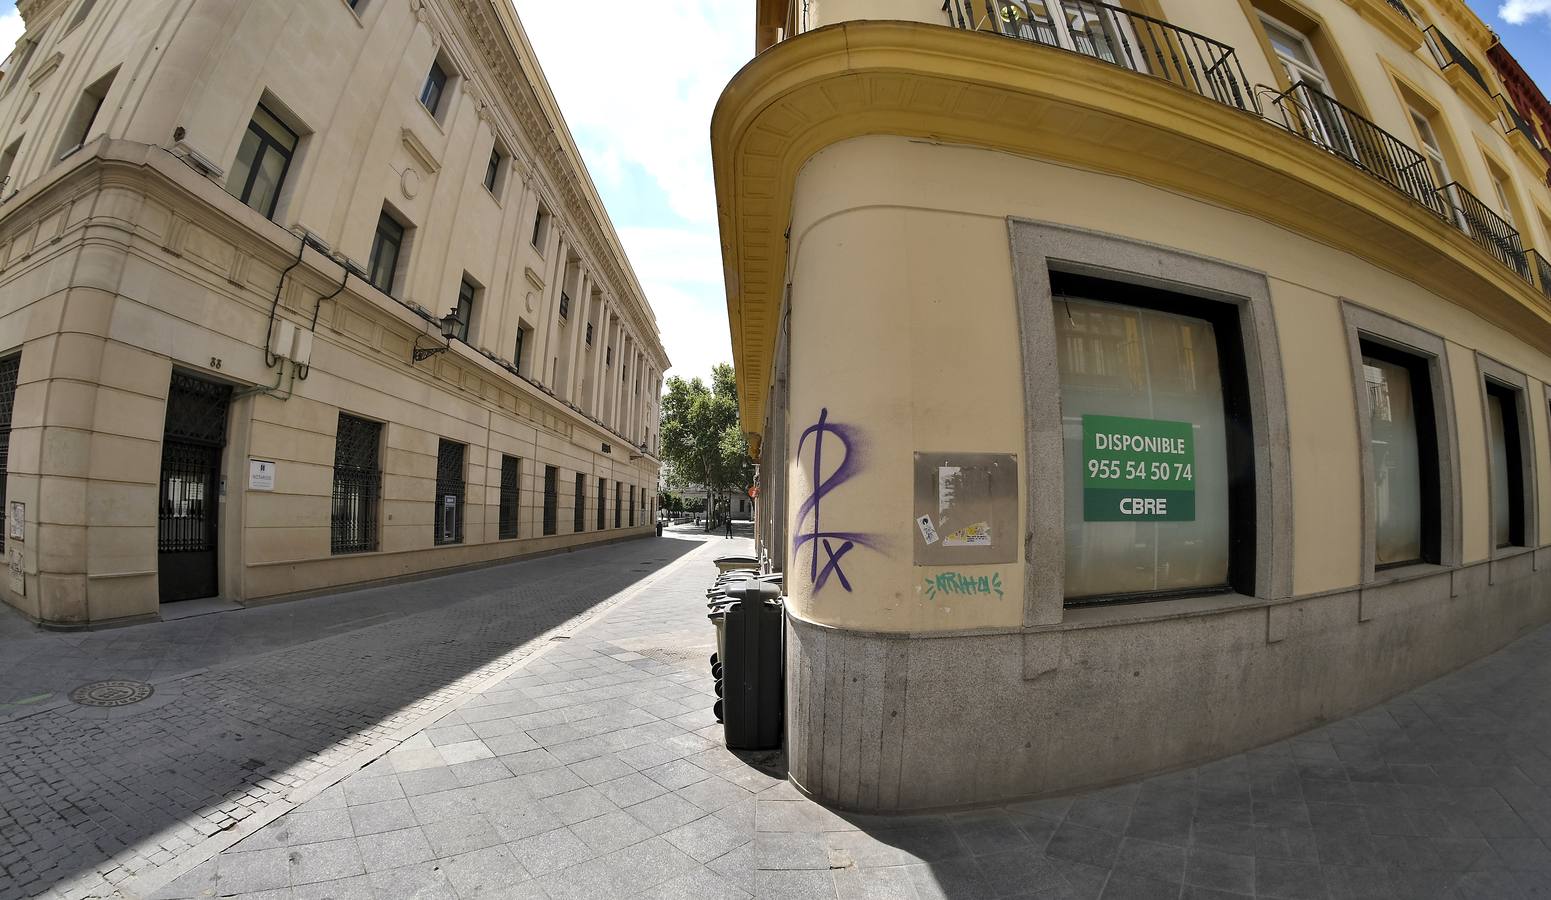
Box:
[716,0,1551,810]
[0,0,668,627]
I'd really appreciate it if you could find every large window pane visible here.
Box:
[1056,297,1230,599]
[1363,356,1423,566]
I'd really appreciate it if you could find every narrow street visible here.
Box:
[5,528,1551,899]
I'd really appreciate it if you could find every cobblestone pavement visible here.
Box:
[11,523,1551,900]
[0,531,707,900]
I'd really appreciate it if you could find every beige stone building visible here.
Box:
[717,0,1551,809]
[0,0,669,627]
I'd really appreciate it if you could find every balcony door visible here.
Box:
[1262,15,1354,158]
[993,1,1149,74]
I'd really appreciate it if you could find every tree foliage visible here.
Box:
[659,363,754,524]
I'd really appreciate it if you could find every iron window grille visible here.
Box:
[629,485,636,527]
[0,355,19,551]
[597,476,607,530]
[420,60,449,115]
[499,455,520,539]
[615,482,622,528]
[331,414,382,554]
[159,373,232,555]
[228,103,298,220]
[435,439,465,545]
[574,474,586,532]
[543,466,558,536]
[368,211,404,295]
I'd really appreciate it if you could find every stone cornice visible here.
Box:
[712,21,1551,434]
[434,0,670,371]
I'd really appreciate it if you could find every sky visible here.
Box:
[0,0,1546,385]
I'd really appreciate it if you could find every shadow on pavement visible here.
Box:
[0,535,702,900]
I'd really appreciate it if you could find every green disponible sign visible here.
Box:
[1082,414,1195,521]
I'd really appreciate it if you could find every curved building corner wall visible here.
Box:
[776,135,1551,811]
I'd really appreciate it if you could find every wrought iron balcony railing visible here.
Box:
[943,0,1260,114]
[1440,182,1531,282]
[1267,81,1448,219]
[939,4,1549,288]
[1425,27,1491,96]
[1497,95,1546,151]
[1383,0,1416,22]
[1533,250,1551,301]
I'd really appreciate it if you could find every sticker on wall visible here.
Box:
[8,546,22,597]
[944,522,992,547]
[1082,414,1195,521]
[916,515,940,545]
[7,501,22,543]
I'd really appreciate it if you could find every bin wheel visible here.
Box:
[711,663,722,679]
[713,699,723,723]
[714,680,723,698]
[709,652,718,666]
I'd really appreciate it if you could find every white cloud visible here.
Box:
[514,0,752,387]
[0,8,23,68]
[1499,0,1551,23]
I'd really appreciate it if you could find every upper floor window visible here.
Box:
[514,319,532,375]
[606,346,613,366]
[226,102,298,221]
[0,137,21,196]
[1486,162,1521,230]
[1261,15,1332,94]
[453,277,476,342]
[531,203,551,251]
[1409,107,1452,189]
[559,292,571,321]
[484,146,505,195]
[368,209,407,296]
[67,0,98,31]
[585,322,594,346]
[420,59,450,118]
[58,68,117,159]
[3,41,39,97]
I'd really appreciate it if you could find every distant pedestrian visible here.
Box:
[724,517,733,539]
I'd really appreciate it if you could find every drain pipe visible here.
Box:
[263,238,307,369]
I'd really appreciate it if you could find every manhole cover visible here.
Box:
[69,680,154,708]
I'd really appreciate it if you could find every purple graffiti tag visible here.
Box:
[793,408,874,593]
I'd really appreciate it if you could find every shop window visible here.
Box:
[368,208,408,296]
[498,455,519,539]
[435,439,464,545]
[1484,379,1527,548]
[542,465,558,536]
[1359,340,1441,567]
[226,101,300,221]
[597,476,607,530]
[1053,273,1254,603]
[574,473,585,532]
[58,67,117,159]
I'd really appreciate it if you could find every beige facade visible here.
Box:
[0,0,668,627]
[717,1,1551,809]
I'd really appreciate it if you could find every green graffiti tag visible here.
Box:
[922,571,1004,602]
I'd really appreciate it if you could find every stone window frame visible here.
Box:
[1009,219,1293,628]
[1340,301,1462,582]
[1476,353,1538,555]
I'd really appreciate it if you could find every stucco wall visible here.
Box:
[776,134,1551,808]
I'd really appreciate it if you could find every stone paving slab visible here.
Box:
[10,521,1551,899]
[0,532,709,900]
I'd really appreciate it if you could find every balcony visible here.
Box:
[1424,27,1500,122]
[1534,250,1551,301]
[1440,182,1532,283]
[942,0,1259,114]
[1266,81,1447,220]
[1342,0,1425,51]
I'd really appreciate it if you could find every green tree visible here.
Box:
[659,363,754,531]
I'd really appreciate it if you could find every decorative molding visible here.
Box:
[27,51,62,88]
[399,128,441,175]
[523,266,544,290]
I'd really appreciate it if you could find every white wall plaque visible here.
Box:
[248,459,276,491]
